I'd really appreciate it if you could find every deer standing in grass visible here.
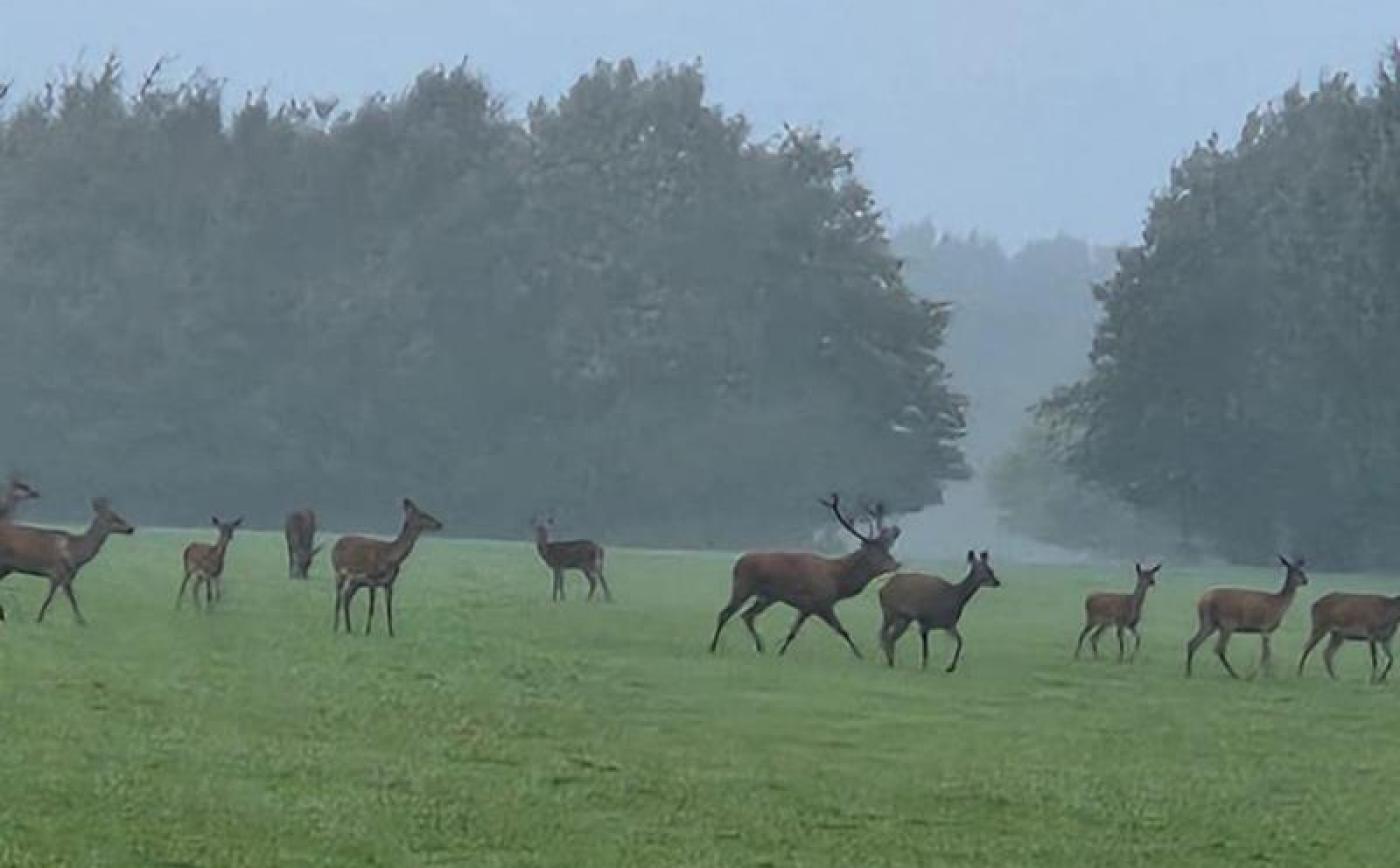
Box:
[1185,556,1308,678]
[0,476,39,521]
[534,516,609,602]
[176,516,242,611]
[0,497,134,624]
[708,494,899,658]
[1297,592,1400,683]
[878,550,1002,673]
[1074,563,1161,662]
[332,498,443,637]
[284,508,320,579]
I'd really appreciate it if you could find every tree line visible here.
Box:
[0,56,967,546]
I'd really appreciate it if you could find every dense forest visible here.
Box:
[1041,50,1400,568]
[0,57,967,545]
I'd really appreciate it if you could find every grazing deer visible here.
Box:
[332,498,443,637]
[878,550,1002,673]
[0,498,134,624]
[1074,563,1161,662]
[534,516,610,602]
[176,516,243,611]
[708,494,900,658]
[1185,556,1309,678]
[284,508,320,579]
[0,475,39,520]
[1297,592,1400,683]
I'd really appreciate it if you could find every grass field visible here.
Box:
[1,530,1398,866]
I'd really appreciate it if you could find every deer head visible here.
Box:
[822,493,900,575]
[403,498,444,533]
[966,550,1002,588]
[93,498,135,535]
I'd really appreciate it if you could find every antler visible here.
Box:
[820,492,873,544]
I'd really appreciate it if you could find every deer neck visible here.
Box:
[1277,575,1302,603]
[835,550,883,597]
[213,532,234,559]
[1129,579,1152,615]
[69,518,113,568]
[953,572,985,612]
[386,520,425,567]
[535,528,550,559]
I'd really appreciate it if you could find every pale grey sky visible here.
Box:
[3,1,1398,245]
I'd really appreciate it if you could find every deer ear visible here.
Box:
[1295,556,1306,568]
[1278,555,1291,568]
[979,550,989,562]
[1151,563,1162,573]
[967,550,976,564]
[233,516,244,527]
[211,516,219,526]
[402,498,415,511]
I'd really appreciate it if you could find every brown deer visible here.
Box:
[878,550,1002,672]
[1185,556,1309,678]
[1297,592,1400,683]
[708,494,900,658]
[284,508,320,579]
[0,475,39,520]
[332,498,443,637]
[176,516,242,610]
[534,516,609,602]
[1074,563,1161,662]
[0,497,134,624]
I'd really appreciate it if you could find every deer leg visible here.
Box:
[945,627,966,673]
[1115,626,1126,662]
[1370,640,1380,683]
[383,584,395,638]
[553,568,565,602]
[35,580,61,624]
[176,571,193,610]
[1074,623,1095,659]
[1213,630,1239,679]
[341,583,362,634]
[708,592,750,653]
[777,611,812,656]
[740,597,775,653]
[815,608,862,659]
[1323,633,1344,680]
[920,625,931,670]
[1379,638,1394,683]
[365,588,377,635]
[1184,623,1215,677]
[593,568,613,603]
[1297,626,1327,676]
[203,574,214,610]
[1129,626,1143,662]
[1248,634,1273,680]
[61,583,86,626]
[583,568,598,602]
[1089,624,1108,658]
[882,616,911,667]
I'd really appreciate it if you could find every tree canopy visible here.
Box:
[0,57,966,545]
[1042,49,1400,568]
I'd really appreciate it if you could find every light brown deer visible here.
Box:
[878,550,1002,672]
[1297,592,1400,683]
[332,498,443,637]
[708,494,900,658]
[534,515,609,602]
[0,497,134,624]
[284,508,320,579]
[1075,562,1161,662]
[176,516,242,611]
[0,475,39,520]
[1185,556,1309,678]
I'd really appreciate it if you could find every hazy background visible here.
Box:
[2,2,1398,562]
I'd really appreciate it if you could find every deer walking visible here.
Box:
[1075,563,1161,662]
[1297,592,1400,683]
[284,508,320,579]
[534,516,609,602]
[708,494,899,659]
[332,498,443,637]
[177,516,242,611]
[1185,556,1308,678]
[878,550,1002,673]
[0,498,134,624]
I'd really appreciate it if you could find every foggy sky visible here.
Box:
[3,1,1398,246]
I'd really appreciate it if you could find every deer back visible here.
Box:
[879,572,956,619]
[541,538,602,570]
[0,523,72,577]
[1310,592,1400,636]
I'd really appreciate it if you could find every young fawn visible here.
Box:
[1075,563,1160,662]
[534,516,609,602]
[177,516,243,611]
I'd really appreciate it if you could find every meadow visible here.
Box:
[1,530,1397,866]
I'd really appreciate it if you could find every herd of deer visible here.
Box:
[0,475,1396,682]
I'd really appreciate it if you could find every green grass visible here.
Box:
[1,532,1398,866]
